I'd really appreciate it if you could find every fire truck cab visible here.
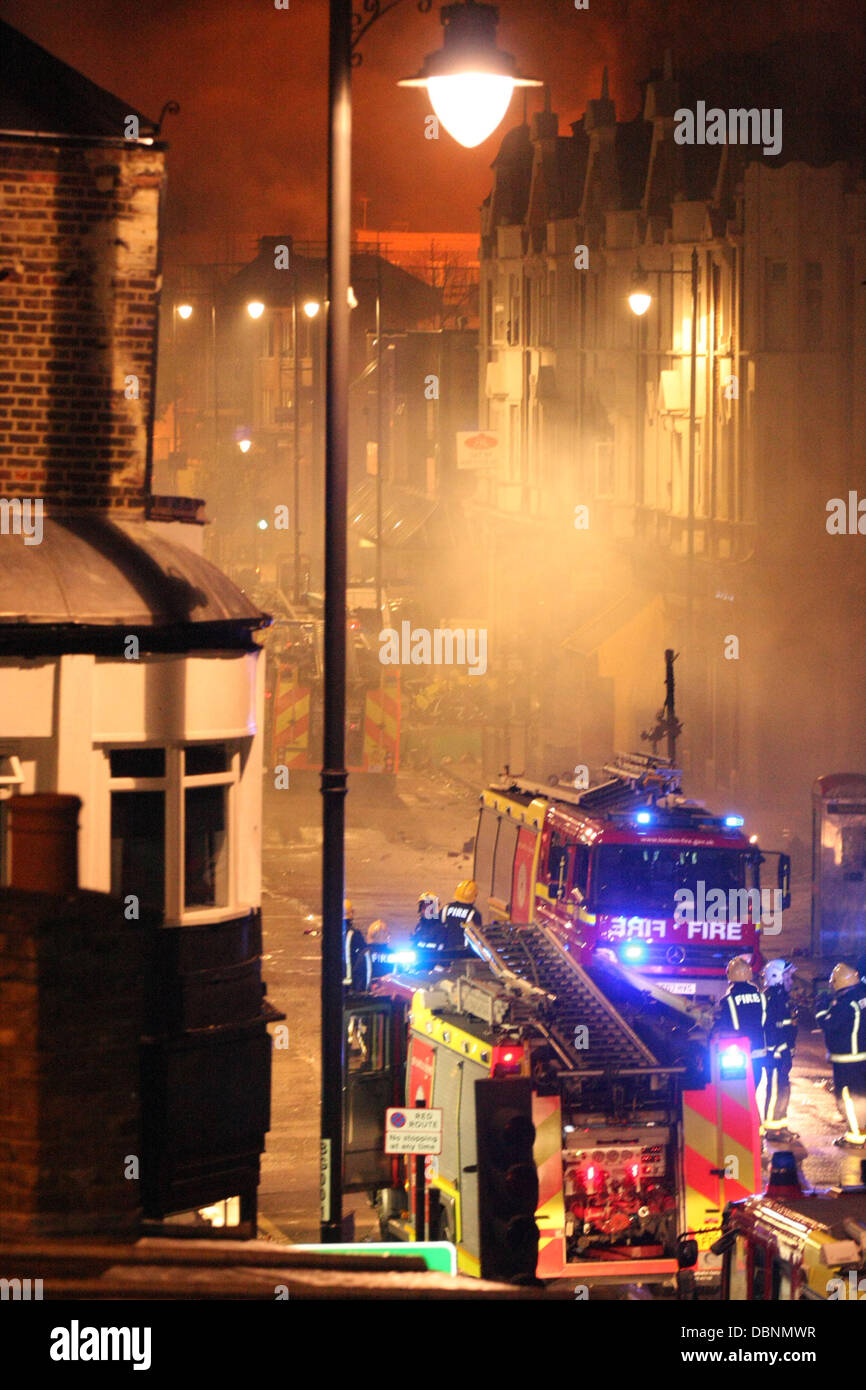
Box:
[473,753,790,1004]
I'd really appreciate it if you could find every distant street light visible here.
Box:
[238,438,252,453]
[628,288,652,317]
[247,300,266,319]
[398,0,541,147]
[177,302,194,320]
[303,299,322,319]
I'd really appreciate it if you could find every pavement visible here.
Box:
[256,762,862,1249]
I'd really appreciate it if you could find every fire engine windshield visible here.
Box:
[591,845,753,915]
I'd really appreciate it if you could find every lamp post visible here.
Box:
[320,0,541,1244]
[628,248,700,624]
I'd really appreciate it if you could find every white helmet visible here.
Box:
[762,957,795,988]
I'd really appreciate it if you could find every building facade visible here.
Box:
[476,51,866,833]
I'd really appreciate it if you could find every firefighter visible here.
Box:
[715,955,766,1081]
[366,920,393,979]
[441,879,483,950]
[411,891,446,969]
[817,962,866,1149]
[343,898,372,993]
[759,957,799,1142]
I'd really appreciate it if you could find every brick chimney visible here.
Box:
[0,21,166,518]
[0,138,165,516]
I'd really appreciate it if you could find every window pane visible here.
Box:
[111,791,165,911]
[110,748,165,779]
[185,743,228,776]
[185,785,228,907]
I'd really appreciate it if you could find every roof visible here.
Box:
[0,517,267,651]
[0,20,157,139]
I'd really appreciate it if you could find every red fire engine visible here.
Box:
[474,752,790,1004]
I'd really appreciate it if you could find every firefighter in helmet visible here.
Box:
[411,891,446,969]
[715,955,766,1081]
[759,957,799,1142]
[441,879,483,951]
[366,920,394,979]
[343,898,371,993]
[816,962,866,1148]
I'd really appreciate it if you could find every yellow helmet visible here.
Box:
[727,955,753,983]
[367,920,390,944]
[830,962,860,992]
[343,898,353,921]
[455,879,478,904]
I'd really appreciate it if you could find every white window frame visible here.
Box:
[106,741,239,926]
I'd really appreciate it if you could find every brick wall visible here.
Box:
[0,136,166,515]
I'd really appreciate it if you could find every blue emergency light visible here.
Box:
[724,815,745,827]
[635,811,653,826]
[621,941,648,965]
[718,1042,748,1079]
[388,949,417,968]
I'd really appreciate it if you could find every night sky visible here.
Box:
[2,0,861,268]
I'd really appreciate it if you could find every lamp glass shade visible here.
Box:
[426,72,517,148]
[628,290,652,317]
[303,299,321,319]
[246,300,265,320]
[176,303,193,320]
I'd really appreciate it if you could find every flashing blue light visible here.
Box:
[719,1043,748,1078]
[724,814,745,828]
[388,950,417,968]
[635,811,653,826]
[621,941,648,965]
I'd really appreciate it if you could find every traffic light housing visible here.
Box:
[475,1077,540,1283]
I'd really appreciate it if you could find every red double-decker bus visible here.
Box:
[473,753,790,1003]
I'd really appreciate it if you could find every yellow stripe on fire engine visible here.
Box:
[532,1093,567,1277]
[409,997,498,1066]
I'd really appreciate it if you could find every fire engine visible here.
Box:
[345,918,763,1285]
[473,751,790,1005]
[716,1150,866,1300]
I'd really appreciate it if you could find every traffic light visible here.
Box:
[475,1077,540,1283]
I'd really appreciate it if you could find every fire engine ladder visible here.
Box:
[465,921,657,1073]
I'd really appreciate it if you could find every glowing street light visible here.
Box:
[399,1,541,148]
[303,299,321,319]
[176,302,194,320]
[628,288,652,317]
[238,438,252,454]
[246,300,265,319]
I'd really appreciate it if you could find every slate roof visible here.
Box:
[0,19,157,139]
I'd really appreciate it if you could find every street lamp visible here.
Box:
[247,300,266,320]
[177,302,194,321]
[303,299,322,320]
[320,0,535,1244]
[238,437,252,454]
[398,1,541,147]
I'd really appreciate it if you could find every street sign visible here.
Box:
[385,1107,443,1155]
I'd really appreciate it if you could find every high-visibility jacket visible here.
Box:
[818,985,866,1063]
[717,981,766,1054]
[763,984,797,1058]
